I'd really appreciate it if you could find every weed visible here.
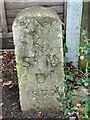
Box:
[56,29,90,118]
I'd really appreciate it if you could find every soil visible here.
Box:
[1,50,22,119]
[0,50,85,120]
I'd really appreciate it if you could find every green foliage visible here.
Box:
[54,84,76,116]
[55,30,90,117]
[77,77,89,89]
[63,43,68,53]
[81,96,90,120]
[55,57,89,117]
[54,58,77,115]
[76,67,89,89]
[79,28,90,70]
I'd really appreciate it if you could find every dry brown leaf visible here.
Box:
[0,79,3,82]
[0,55,3,59]
[0,102,4,107]
[76,103,81,107]
[78,114,84,120]
[2,81,13,87]
[37,111,44,118]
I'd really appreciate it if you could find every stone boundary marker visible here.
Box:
[12,6,64,117]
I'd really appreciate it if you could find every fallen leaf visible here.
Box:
[0,79,3,82]
[77,107,84,115]
[76,112,79,115]
[0,116,2,119]
[0,55,3,59]
[78,114,84,120]
[0,102,4,107]
[76,103,81,107]
[37,111,44,118]
[2,81,13,87]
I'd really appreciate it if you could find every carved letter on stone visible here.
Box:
[36,74,46,83]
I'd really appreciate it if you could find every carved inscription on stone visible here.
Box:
[13,7,64,113]
[32,89,55,98]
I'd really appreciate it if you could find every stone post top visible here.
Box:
[13,6,61,24]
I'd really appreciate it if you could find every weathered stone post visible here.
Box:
[12,6,64,116]
[66,0,83,67]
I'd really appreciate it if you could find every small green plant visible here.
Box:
[76,68,89,118]
[54,58,78,115]
[54,84,78,116]
[55,57,89,118]
[56,28,90,118]
[79,28,90,70]
[78,29,90,119]
[83,96,90,120]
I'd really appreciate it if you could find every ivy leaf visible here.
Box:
[70,107,79,111]
[65,75,73,81]
[82,30,87,35]
[63,43,68,53]
[84,82,89,87]
[83,46,87,50]
[84,50,89,55]
[76,53,80,57]
[88,42,90,47]
[84,103,89,119]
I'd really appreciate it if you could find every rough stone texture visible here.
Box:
[66,0,83,67]
[12,6,64,114]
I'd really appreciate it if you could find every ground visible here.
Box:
[1,51,22,119]
[1,50,89,120]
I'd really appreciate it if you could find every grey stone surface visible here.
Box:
[66,0,83,67]
[12,6,64,114]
